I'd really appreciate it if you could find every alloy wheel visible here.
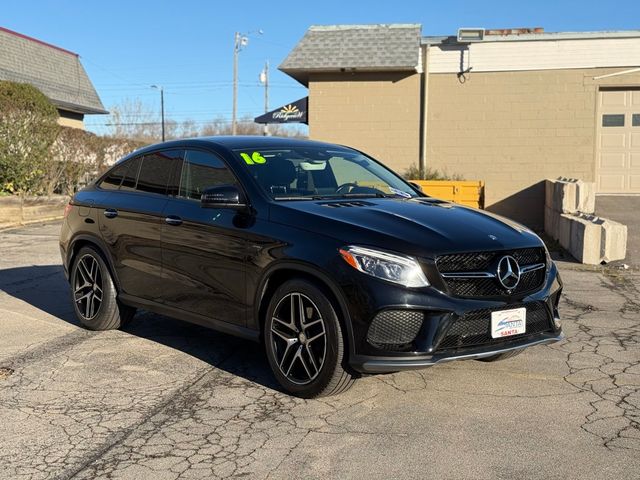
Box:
[73,254,104,320]
[270,292,327,385]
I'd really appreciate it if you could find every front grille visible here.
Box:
[444,269,546,297]
[436,247,546,298]
[367,310,424,351]
[435,301,552,352]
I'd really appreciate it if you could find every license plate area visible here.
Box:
[491,307,526,338]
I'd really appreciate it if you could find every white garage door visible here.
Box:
[596,88,640,193]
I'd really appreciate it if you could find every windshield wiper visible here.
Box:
[273,196,316,201]
[275,192,403,201]
[310,193,388,200]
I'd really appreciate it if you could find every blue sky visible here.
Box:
[3,0,640,135]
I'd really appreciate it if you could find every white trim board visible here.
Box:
[428,38,640,74]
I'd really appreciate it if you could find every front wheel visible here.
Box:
[264,279,355,398]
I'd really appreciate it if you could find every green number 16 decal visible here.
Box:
[240,152,266,165]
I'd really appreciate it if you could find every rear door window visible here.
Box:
[136,150,185,195]
[179,150,236,200]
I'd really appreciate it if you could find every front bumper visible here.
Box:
[352,332,564,373]
[338,261,563,373]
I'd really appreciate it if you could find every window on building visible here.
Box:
[633,114,640,127]
[602,114,625,127]
[179,150,237,200]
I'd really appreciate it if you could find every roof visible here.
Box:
[423,29,640,45]
[141,136,346,152]
[279,24,422,85]
[0,27,107,115]
[121,136,351,161]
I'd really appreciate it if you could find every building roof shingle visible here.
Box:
[279,24,422,85]
[0,27,107,115]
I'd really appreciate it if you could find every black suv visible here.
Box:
[60,137,563,397]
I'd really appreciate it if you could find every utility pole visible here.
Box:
[232,32,241,136]
[260,60,269,136]
[151,85,165,141]
[232,29,262,135]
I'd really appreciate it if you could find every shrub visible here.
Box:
[48,128,146,195]
[402,163,465,181]
[0,81,60,194]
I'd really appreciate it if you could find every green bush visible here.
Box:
[0,81,60,194]
[48,128,146,195]
[402,163,465,181]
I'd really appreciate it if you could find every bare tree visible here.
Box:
[106,101,307,142]
[108,99,161,142]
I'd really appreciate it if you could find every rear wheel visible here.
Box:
[264,279,355,398]
[476,349,523,362]
[70,246,136,330]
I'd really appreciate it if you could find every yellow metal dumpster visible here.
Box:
[410,180,485,209]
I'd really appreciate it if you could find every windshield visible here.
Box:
[233,147,417,200]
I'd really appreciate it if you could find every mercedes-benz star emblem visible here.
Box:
[497,255,520,290]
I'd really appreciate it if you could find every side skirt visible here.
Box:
[119,293,261,343]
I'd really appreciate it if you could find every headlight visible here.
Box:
[338,246,429,288]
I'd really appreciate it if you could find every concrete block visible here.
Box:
[558,214,573,251]
[569,214,603,265]
[553,178,578,213]
[575,180,596,214]
[545,179,555,209]
[544,206,559,239]
[601,218,627,263]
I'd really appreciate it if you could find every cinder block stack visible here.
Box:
[544,178,627,265]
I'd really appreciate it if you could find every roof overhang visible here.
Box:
[279,66,420,86]
[52,99,109,115]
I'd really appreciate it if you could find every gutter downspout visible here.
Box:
[419,43,430,179]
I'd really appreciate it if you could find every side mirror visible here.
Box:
[201,184,246,209]
[409,181,423,192]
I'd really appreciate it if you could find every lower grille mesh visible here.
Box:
[367,310,424,351]
[435,302,552,352]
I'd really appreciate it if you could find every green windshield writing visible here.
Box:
[240,152,266,165]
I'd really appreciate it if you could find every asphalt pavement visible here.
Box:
[0,222,638,479]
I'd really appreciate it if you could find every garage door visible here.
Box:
[596,88,640,193]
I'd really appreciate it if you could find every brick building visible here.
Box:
[0,26,107,129]
[279,24,640,227]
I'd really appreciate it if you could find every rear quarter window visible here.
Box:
[99,162,128,190]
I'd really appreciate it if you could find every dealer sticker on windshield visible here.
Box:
[490,307,526,338]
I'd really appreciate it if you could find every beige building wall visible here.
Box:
[57,112,85,129]
[426,67,640,227]
[308,72,421,173]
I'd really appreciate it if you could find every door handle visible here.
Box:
[103,209,118,219]
[165,215,183,226]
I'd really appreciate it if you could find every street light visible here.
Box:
[232,29,262,135]
[151,85,165,142]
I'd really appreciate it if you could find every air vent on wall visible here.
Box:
[457,28,485,43]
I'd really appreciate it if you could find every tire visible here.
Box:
[70,246,136,330]
[476,349,523,362]
[264,279,356,398]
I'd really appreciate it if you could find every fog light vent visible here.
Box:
[367,310,423,351]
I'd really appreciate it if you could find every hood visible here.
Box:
[269,197,543,258]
